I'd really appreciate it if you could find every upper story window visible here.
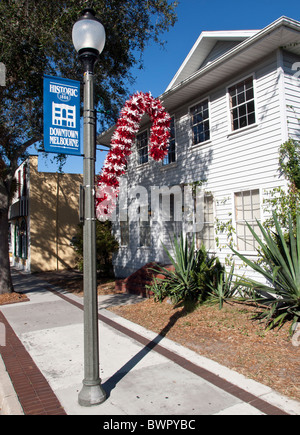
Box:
[229,76,256,131]
[163,116,176,165]
[190,99,210,145]
[136,130,148,165]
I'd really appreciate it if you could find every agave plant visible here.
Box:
[231,212,300,333]
[148,233,223,308]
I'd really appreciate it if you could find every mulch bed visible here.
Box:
[0,292,29,306]
[109,298,300,403]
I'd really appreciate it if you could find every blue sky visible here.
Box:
[33,0,300,175]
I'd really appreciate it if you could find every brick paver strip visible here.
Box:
[49,287,290,416]
[0,311,66,415]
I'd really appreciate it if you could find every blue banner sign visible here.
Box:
[43,75,81,156]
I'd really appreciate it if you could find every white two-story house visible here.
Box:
[98,16,300,280]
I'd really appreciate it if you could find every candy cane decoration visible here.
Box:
[95,92,171,220]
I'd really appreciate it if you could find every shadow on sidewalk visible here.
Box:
[102,309,186,397]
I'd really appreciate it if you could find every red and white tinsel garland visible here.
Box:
[95,92,171,220]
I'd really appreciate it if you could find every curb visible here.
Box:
[0,355,24,415]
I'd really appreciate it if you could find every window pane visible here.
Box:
[235,189,260,251]
[120,221,129,246]
[247,100,255,114]
[137,131,148,165]
[236,223,246,251]
[248,112,256,125]
[245,78,253,89]
[190,100,210,145]
[246,88,254,100]
[240,116,247,128]
[239,104,246,117]
[237,84,244,95]
[164,117,176,165]
[238,92,245,105]
[233,119,239,130]
[251,190,260,219]
[229,77,255,131]
[196,195,214,250]
[229,87,236,98]
[140,221,151,247]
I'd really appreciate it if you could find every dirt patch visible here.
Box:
[0,292,29,306]
[35,270,300,403]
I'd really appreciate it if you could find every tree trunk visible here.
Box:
[0,197,14,294]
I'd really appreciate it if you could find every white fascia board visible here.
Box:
[166,30,259,91]
[162,16,300,104]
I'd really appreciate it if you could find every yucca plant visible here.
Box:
[206,262,245,310]
[148,233,199,306]
[148,233,223,308]
[231,212,300,333]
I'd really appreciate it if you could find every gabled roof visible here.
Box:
[166,30,259,91]
[161,16,300,112]
[98,16,300,147]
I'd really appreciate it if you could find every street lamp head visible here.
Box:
[72,8,106,72]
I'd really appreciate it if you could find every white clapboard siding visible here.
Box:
[200,40,243,68]
[283,51,300,139]
[112,50,299,278]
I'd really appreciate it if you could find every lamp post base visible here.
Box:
[78,381,107,407]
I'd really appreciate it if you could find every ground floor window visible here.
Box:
[139,220,151,247]
[120,219,129,247]
[14,218,28,259]
[235,189,261,251]
[196,194,215,250]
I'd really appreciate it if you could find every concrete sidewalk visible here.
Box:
[0,269,299,416]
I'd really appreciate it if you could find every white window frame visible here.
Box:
[189,97,211,147]
[139,204,151,248]
[120,219,129,247]
[136,129,149,166]
[163,115,176,166]
[196,193,215,251]
[227,74,258,135]
[233,188,262,253]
